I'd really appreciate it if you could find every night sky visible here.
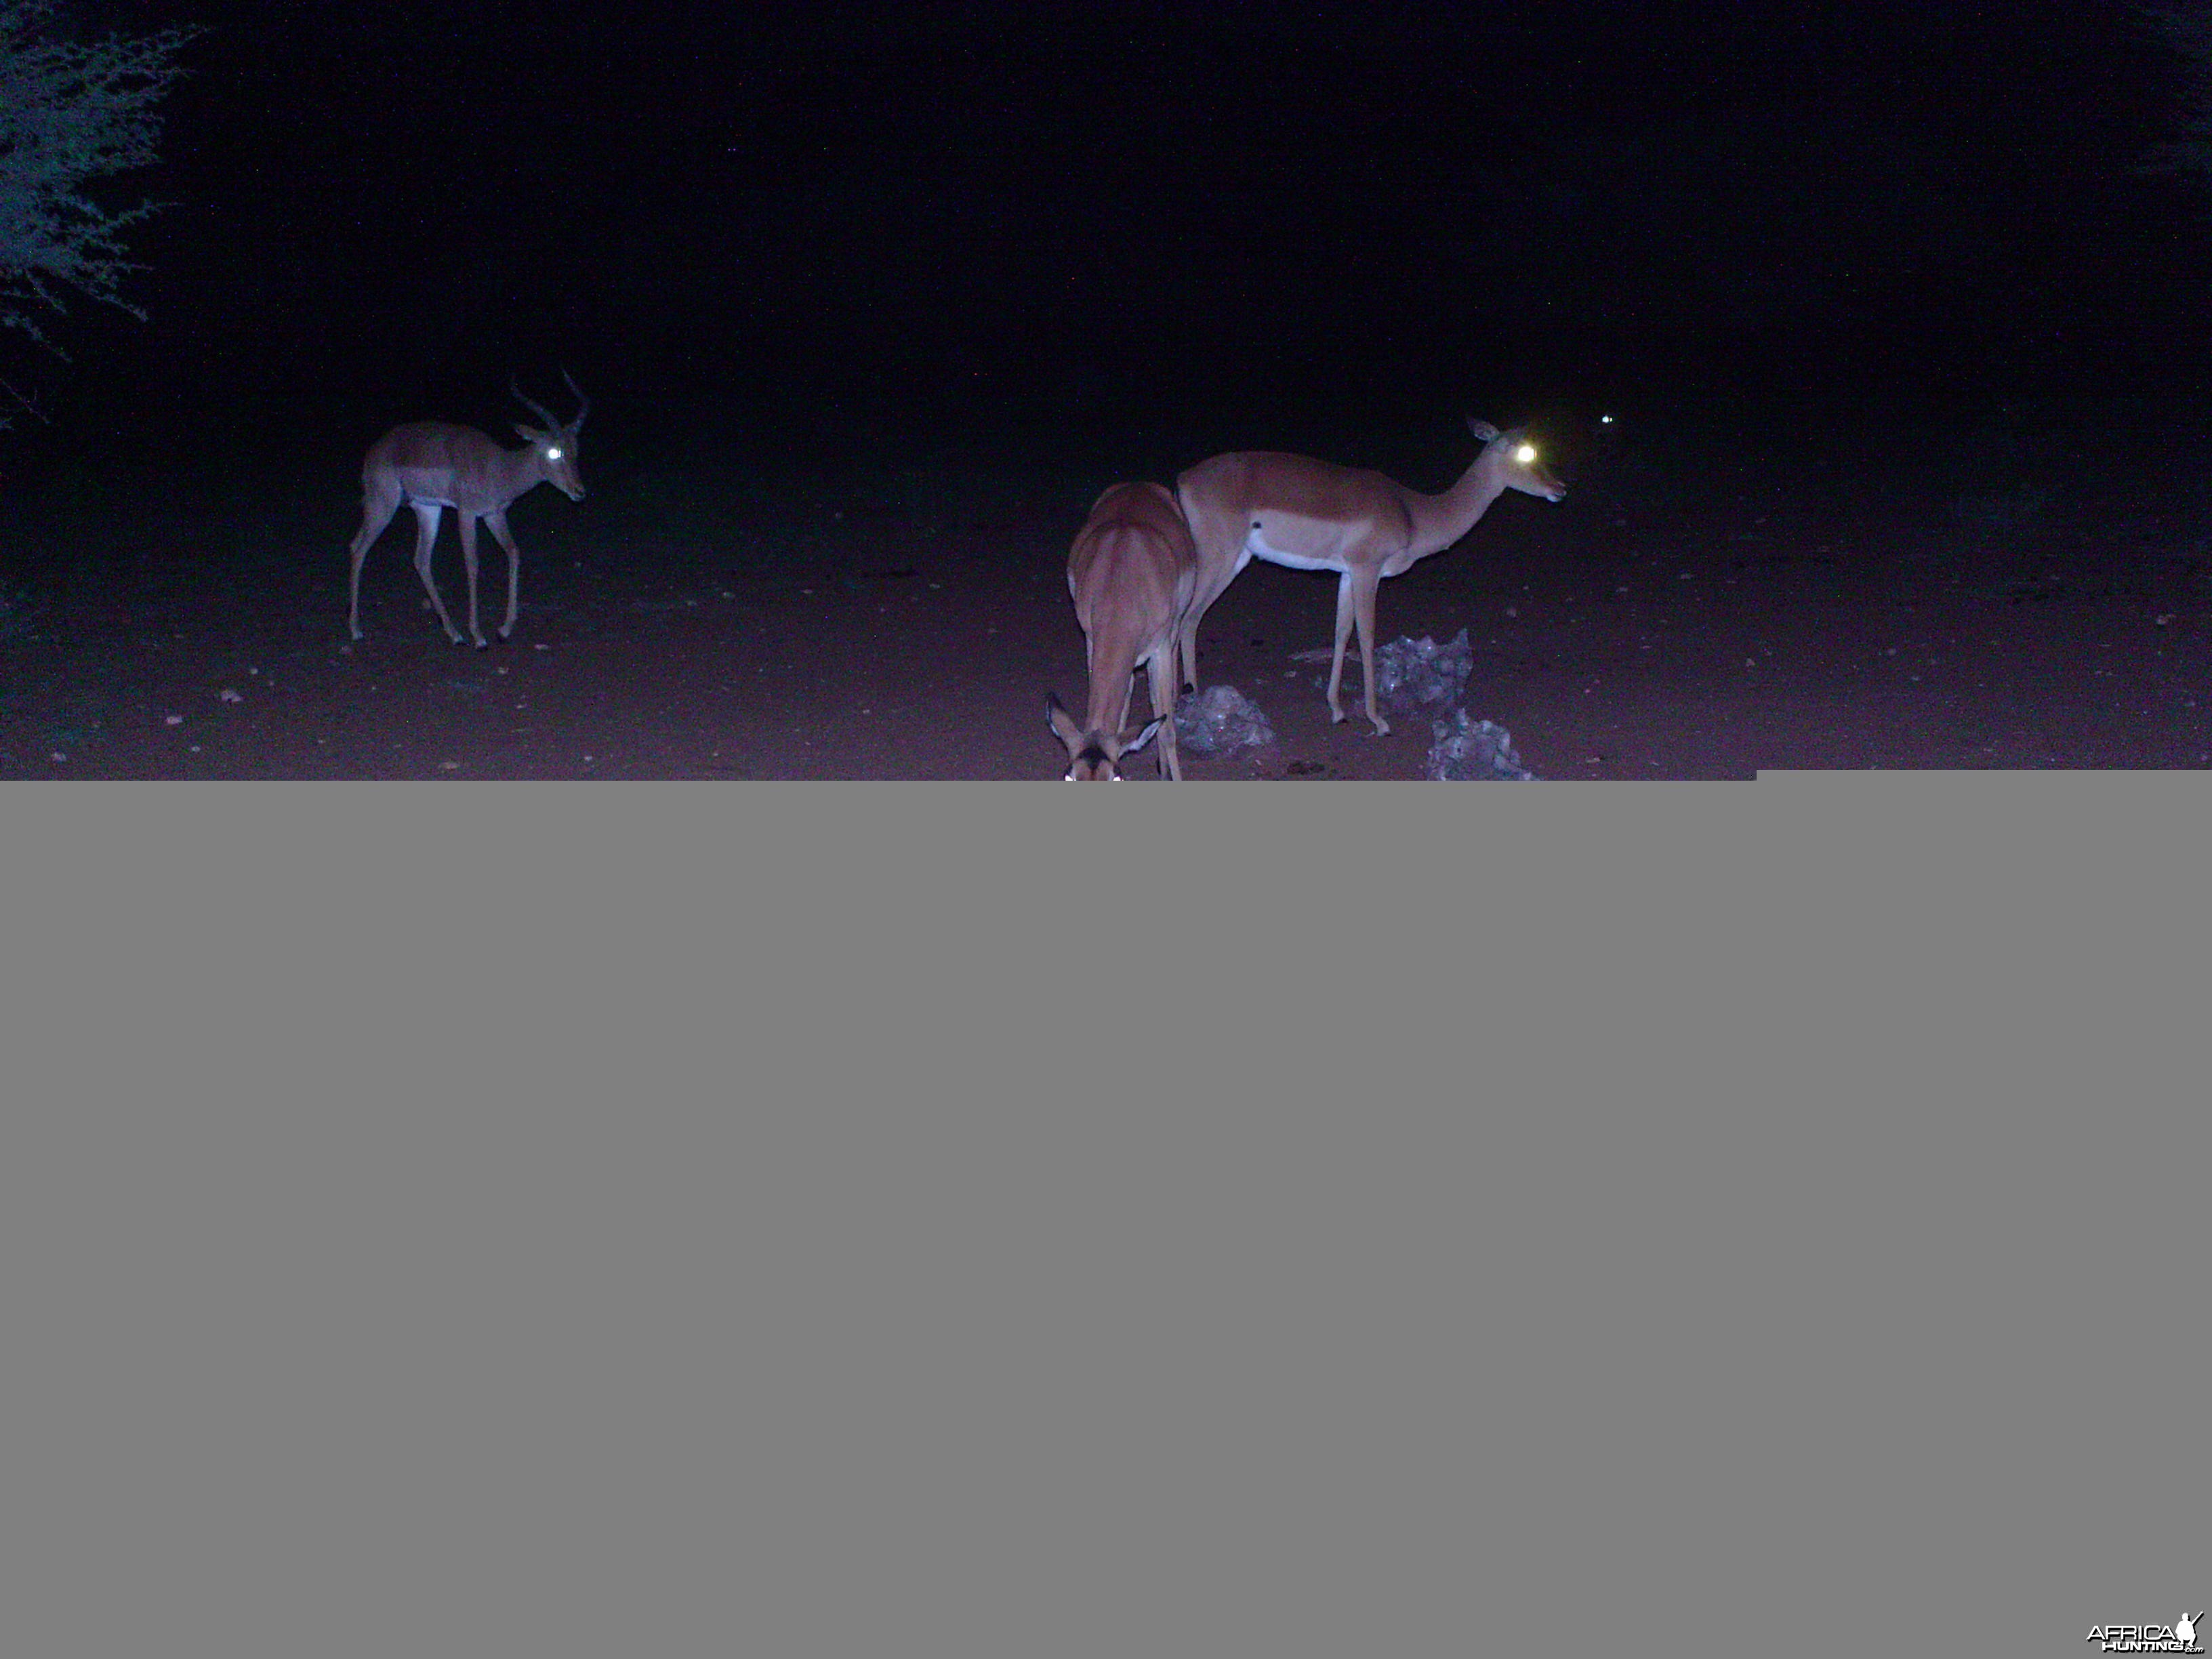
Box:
[17,0,2209,492]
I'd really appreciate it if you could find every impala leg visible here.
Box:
[455,514,487,649]
[1350,565,1389,736]
[1177,545,1250,694]
[1178,602,1206,696]
[484,509,523,640]
[409,503,465,645]
[1172,535,1212,695]
[1177,573,1227,693]
[1328,572,1357,727]
[348,489,401,642]
[1146,648,1182,780]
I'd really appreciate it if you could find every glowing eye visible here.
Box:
[1516,445,1537,464]
[547,447,563,460]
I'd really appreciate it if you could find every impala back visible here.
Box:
[1068,480,1198,669]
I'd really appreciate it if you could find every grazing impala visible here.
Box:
[1175,418,1565,735]
[1046,480,1198,779]
[347,372,589,647]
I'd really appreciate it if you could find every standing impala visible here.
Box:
[346,372,590,647]
[1175,417,1565,735]
[1046,480,1197,779]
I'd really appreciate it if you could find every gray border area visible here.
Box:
[3,776,2205,1659]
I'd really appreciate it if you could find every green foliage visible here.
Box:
[2139,2,2212,189]
[0,0,197,391]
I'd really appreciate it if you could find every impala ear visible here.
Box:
[1467,418,1501,444]
[1046,693,1083,745]
[514,422,546,443]
[1120,716,1164,756]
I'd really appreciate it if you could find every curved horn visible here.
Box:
[511,375,561,431]
[560,368,589,432]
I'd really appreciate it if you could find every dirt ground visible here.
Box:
[3,441,2207,779]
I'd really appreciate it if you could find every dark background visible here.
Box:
[8,0,2209,517]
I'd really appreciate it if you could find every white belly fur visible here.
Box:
[1244,528,1347,573]
[396,472,464,510]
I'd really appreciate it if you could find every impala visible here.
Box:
[346,372,590,647]
[1175,417,1565,735]
[1046,480,1197,779]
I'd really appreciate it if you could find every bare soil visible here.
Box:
[3,454,2207,779]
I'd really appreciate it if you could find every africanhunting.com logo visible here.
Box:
[2087,1614,2205,1654]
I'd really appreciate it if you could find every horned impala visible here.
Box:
[346,373,590,647]
[1175,417,1565,735]
[1046,480,1197,779]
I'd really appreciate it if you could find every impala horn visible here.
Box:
[512,372,588,432]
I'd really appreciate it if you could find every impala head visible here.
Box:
[512,370,590,501]
[1468,416,1567,504]
[1046,692,1164,780]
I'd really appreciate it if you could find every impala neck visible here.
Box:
[493,441,549,496]
[1084,638,1143,737]
[1403,451,1512,558]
